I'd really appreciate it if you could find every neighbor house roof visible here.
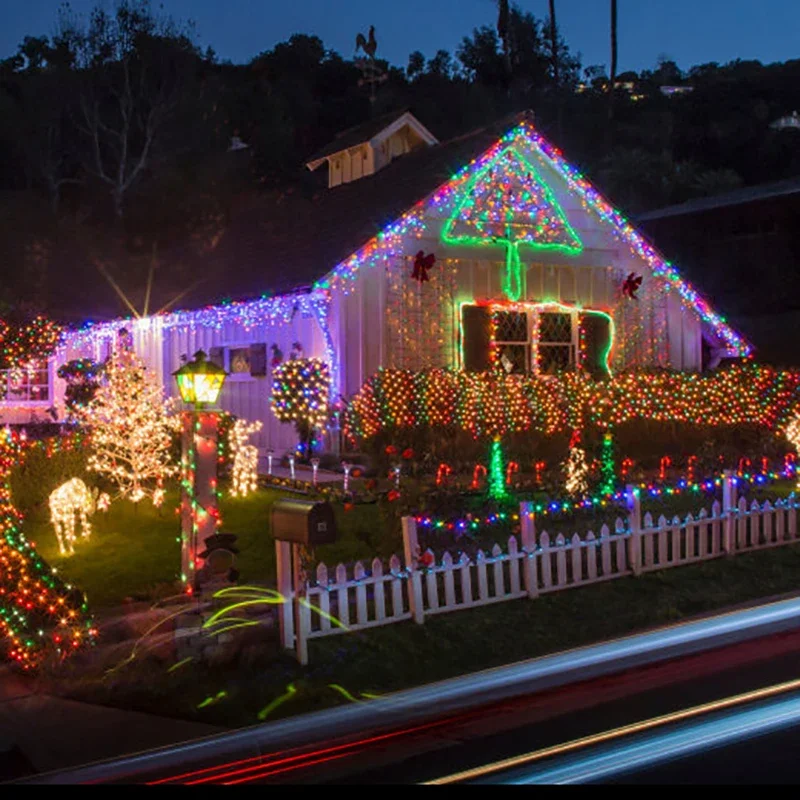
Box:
[637,175,800,222]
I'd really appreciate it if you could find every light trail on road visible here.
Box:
[431,677,800,784]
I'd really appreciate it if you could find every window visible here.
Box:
[220,344,268,380]
[461,305,579,376]
[228,347,251,375]
[0,360,50,404]
[494,310,530,375]
[538,312,575,374]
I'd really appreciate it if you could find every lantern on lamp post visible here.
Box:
[173,351,227,594]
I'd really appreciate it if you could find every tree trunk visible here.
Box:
[549,0,563,142]
[607,0,618,154]
[549,0,559,88]
[497,0,512,93]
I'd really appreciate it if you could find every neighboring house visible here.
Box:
[638,177,800,366]
[1,109,750,453]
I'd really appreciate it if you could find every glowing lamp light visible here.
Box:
[173,350,227,408]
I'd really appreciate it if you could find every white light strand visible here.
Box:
[229,419,262,498]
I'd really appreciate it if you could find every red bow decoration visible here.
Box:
[622,273,643,300]
[411,251,436,283]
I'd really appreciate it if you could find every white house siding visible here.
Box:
[328,264,386,397]
[54,297,329,456]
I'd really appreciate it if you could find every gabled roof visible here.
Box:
[58,110,750,357]
[305,109,438,169]
[637,176,800,222]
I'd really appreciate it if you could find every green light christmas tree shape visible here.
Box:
[442,148,583,301]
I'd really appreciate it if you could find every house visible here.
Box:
[3,109,750,455]
[638,176,800,366]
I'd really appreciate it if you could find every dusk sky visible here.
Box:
[2,0,798,74]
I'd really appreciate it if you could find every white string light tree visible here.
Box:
[564,429,590,497]
[785,409,800,488]
[229,419,262,497]
[80,330,179,503]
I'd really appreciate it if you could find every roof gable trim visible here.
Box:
[313,120,751,358]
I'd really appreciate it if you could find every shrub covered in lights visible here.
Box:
[346,365,800,444]
[271,359,331,459]
[57,358,105,413]
[0,432,95,670]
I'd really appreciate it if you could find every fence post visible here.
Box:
[402,516,425,624]
[519,501,539,599]
[292,544,309,666]
[722,470,737,555]
[275,539,294,651]
[626,484,642,576]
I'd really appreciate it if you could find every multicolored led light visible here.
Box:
[271,358,332,432]
[0,430,95,669]
[2,315,63,368]
[346,365,800,443]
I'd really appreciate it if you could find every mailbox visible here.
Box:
[271,498,337,546]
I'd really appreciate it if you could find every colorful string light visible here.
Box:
[0,430,95,669]
[442,147,583,300]
[271,358,332,432]
[345,365,800,443]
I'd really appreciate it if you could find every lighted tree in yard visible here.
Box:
[564,430,589,497]
[80,335,178,502]
[271,358,331,461]
[442,147,582,301]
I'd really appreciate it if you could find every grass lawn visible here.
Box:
[51,538,800,730]
[26,485,399,609]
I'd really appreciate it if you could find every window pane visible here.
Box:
[494,311,528,343]
[462,305,492,372]
[539,312,572,343]
[539,345,573,374]
[496,345,528,375]
[229,348,251,374]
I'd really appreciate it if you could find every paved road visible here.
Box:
[151,627,800,784]
[602,722,800,784]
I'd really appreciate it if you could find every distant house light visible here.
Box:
[660,85,694,97]
[771,111,800,131]
[228,136,249,152]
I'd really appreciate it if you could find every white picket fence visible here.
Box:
[279,476,800,663]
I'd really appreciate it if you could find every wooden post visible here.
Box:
[180,410,220,593]
[275,539,294,651]
[722,470,736,555]
[401,516,425,624]
[292,543,309,666]
[519,501,539,599]
[626,484,642,576]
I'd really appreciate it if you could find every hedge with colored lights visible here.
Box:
[271,358,332,429]
[345,365,800,443]
[0,432,95,670]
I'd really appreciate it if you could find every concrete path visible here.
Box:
[0,667,223,780]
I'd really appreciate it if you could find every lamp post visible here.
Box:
[173,351,227,594]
